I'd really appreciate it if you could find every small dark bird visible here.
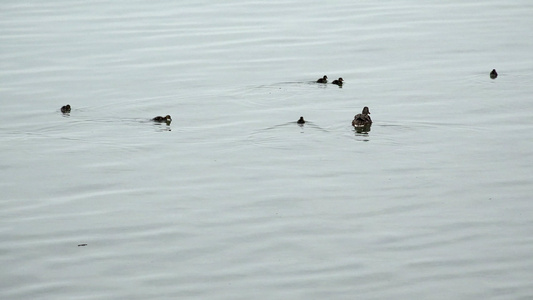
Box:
[352,107,372,126]
[332,77,344,86]
[152,115,172,124]
[316,75,328,83]
[490,69,498,79]
[78,244,87,247]
[297,116,305,124]
[60,104,71,113]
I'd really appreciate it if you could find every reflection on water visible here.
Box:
[353,124,371,134]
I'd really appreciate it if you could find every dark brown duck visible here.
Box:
[352,107,372,126]
[316,75,328,83]
[61,104,71,113]
[152,115,172,123]
[332,77,344,86]
[490,69,498,79]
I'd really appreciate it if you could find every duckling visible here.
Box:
[490,69,498,79]
[152,115,172,123]
[352,107,372,126]
[332,77,344,86]
[316,75,328,83]
[60,104,71,113]
[297,116,305,124]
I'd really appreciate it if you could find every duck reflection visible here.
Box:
[354,123,371,134]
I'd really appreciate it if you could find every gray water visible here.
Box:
[1,1,533,299]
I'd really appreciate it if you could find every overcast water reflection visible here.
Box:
[1,1,533,299]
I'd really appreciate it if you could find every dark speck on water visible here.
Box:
[490,69,498,79]
[61,104,71,114]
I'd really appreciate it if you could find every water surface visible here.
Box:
[1,1,533,299]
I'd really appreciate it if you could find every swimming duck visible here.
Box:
[316,75,328,83]
[152,115,172,123]
[332,77,344,86]
[60,104,71,113]
[352,107,372,126]
[490,69,498,79]
[297,116,305,124]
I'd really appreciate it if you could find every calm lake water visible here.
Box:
[1,1,533,299]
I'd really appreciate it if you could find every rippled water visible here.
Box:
[1,1,533,299]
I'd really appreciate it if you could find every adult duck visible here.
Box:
[352,107,372,126]
[297,116,305,124]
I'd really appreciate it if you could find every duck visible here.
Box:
[316,75,328,83]
[332,77,344,86]
[60,104,71,113]
[297,116,305,124]
[152,115,172,123]
[490,69,498,79]
[352,107,372,126]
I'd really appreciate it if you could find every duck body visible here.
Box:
[61,104,71,113]
[316,75,328,83]
[152,115,172,123]
[297,116,305,124]
[352,107,372,126]
[332,77,344,86]
[490,69,498,79]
